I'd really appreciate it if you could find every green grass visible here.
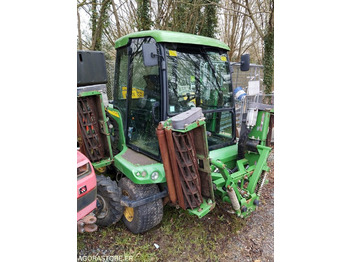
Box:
[77,201,246,261]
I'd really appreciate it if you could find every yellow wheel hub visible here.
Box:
[124,206,134,222]
[122,190,134,222]
[96,166,106,173]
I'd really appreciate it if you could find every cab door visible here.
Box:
[126,37,161,159]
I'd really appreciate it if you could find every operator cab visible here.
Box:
[113,31,249,161]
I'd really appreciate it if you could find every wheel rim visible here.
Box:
[122,190,134,222]
[96,194,108,219]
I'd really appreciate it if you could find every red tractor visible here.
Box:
[77,150,98,233]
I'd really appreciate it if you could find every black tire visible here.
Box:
[95,175,123,227]
[118,177,163,234]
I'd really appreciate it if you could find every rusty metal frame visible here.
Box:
[172,131,203,209]
[77,96,106,162]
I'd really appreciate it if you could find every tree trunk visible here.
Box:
[263,0,274,93]
[244,0,264,39]
[111,0,121,38]
[91,0,110,50]
[77,9,83,50]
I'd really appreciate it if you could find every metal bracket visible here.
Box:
[247,102,274,111]
[98,120,109,135]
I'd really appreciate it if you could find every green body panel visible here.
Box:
[209,145,238,169]
[105,107,166,184]
[92,159,113,169]
[113,146,166,184]
[106,107,126,152]
[248,111,271,146]
[78,91,114,169]
[115,30,230,50]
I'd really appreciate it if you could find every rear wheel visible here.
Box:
[119,177,163,234]
[95,175,123,227]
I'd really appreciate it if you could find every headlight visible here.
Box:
[77,163,91,178]
[141,171,147,177]
[151,171,159,180]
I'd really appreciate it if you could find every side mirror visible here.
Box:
[240,54,250,71]
[142,43,158,67]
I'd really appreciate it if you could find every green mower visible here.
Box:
[77,30,274,234]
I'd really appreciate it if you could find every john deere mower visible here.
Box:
[77,30,273,234]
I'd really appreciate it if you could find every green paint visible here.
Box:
[106,107,166,184]
[115,30,230,50]
[209,145,238,168]
[113,147,166,184]
[92,158,113,169]
[248,111,271,146]
[187,199,215,218]
[78,90,104,97]
[106,107,126,152]
[247,145,271,193]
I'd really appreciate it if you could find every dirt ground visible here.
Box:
[224,149,274,262]
[78,149,274,261]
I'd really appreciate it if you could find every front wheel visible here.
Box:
[118,177,163,234]
[95,175,123,227]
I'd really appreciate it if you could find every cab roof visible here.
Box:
[115,30,230,51]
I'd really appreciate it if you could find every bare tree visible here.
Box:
[90,0,111,50]
[77,9,83,50]
[217,0,273,91]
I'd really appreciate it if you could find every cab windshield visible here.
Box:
[166,44,232,114]
[165,44,235,148]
